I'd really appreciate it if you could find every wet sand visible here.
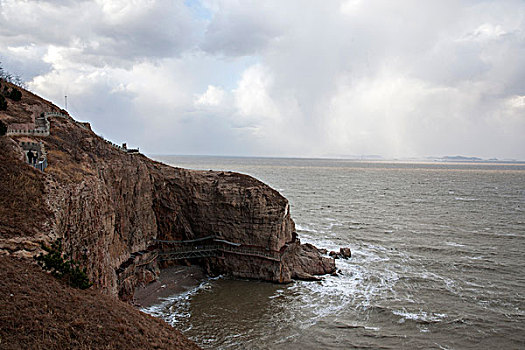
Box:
[134,265,207,308]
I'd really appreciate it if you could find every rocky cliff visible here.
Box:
[0,82,335,300]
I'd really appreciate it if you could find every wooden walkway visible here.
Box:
[117,236,282,282]
[154,236,281,262]
[157,244,281,262]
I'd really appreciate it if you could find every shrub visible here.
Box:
[7,87,22,101]
[34,239,93,290]
[0,95,6,111]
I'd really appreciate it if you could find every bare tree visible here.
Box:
[0,61,26,88]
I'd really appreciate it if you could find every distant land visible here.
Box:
[440,155,482,161]
[317,153,523,163]
[152,153,525,164]
[431,156,523,163]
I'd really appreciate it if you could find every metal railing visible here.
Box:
[117,237,282,283]
[220,244,281,261]
[157,242,281,262]
[33,158,47,171]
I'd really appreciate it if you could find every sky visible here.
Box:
[1,0,524,160]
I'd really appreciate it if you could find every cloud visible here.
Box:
[200,1,286,56]
[1,0,524,159]
[506,95,525,109]
[195,85,225,106]
[462,23,508,42]
[0,0,201,68]
[325,72,488,158]
[233,64,277,120]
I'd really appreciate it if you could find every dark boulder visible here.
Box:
[340,247,351,259]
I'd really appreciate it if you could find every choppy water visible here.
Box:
[144,156,525,349]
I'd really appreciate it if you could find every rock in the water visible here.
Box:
[329,251,341,259]
[328,247,351,260]
[280,243,336,282]
[295,271,323,281]
[340,247,352,259]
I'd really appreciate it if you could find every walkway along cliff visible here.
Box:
[0,81,335,301]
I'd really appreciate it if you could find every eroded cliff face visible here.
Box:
[51,155,158,295]
[150,166,294,250]
[0,84,335,299]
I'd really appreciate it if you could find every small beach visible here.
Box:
[134,265,207,308]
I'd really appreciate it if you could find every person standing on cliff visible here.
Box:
[26,149,33,164]
[32,150,38,164]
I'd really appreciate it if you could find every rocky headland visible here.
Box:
[0,81,335,347]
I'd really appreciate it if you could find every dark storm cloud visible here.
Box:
[200,2,285,56]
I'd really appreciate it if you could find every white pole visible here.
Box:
[65,95,67,110]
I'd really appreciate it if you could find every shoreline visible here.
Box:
[133,265,207,308]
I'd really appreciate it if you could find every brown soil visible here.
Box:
[0,255,201,350]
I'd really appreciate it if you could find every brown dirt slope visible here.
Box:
[0,255,200,350]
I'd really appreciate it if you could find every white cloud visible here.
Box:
[340,0,362,15]
[195,85,225,106]
[325,72,484,158]
[462,23,508,42]
[234,64,277,119]
[506,95,525,109]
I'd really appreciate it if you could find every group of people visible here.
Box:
[26,149,39,165]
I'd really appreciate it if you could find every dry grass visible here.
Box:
[0,137,50,238]
[45,149,88,183]
[0,255,201,349]
[43,117,115,184]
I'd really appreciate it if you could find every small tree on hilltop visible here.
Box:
[0,61,5,82]
[35,239,93,290]
[0,61,27,88]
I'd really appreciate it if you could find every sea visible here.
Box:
[143,156,525,349]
